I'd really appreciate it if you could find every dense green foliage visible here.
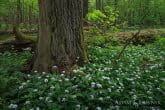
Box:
[1,0,165,31]
[0,0,38,30]
[89,0,165,27]
[0,0,165,110]
[0,36,164,110]
[87,6,119,34]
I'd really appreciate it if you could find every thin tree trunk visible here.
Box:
[16,0,21,27]
[13,0,34,43]
[83,0,88,18]
[96,0,103,11]
[28,4,32,30]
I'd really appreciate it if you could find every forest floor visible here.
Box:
[0,29,165,110]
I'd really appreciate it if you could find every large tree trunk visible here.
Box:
[31,0,88,73]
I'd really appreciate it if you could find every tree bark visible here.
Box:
[31,0,88,73]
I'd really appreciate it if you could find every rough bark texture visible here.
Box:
[32,0,88,73]
[32,0,52,72]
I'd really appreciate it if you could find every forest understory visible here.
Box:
[0,29,165,110]
[0,0,165,110]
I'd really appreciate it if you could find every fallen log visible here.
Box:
[0,29,38,35]
[13,26,37,43]
[0,26,37,51]
[0,28,165,51]
[113,28,165,38]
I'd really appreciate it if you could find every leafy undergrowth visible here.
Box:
[0,37,165,110]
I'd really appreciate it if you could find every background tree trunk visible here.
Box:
[96,0,103,11]
[83,0,88,18]
[83,0,89,26]
[13,0,34,43]
[32,0,88,73]
[16,0,21,26]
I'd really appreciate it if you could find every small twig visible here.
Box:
[115,12,149,61]
[116,30,141,59]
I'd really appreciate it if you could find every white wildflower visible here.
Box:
[96,83,102,88]
[132,95,137,100]
[25,101,30,105]
[72,85,78,89]
[61,97,67,102]
[48,100,53,103]
[108,88,112,92]
[51,77,55,80]
[61,74,65,77]
[62,71,66,74]
[19,85,23,89]
[50,86,55,89]
[39,97,43,100]
[96,107,102,110]
[73,69,78,73]
[8,104,18,109]
[65,90,69,93]
[85,107,89,110]
[76,104,81,108]
[42,72,46,75]
[53,65,57,68]
[34,70,38,73]
[65,78,69,81]
[23,47,31,51]
[36,107,40,110]
[46,75,50,78]
[22,82,26,86]
[33,89,38,92]
[98,97,103,101]
[106,96,110,99]
[91,82,95,88]
[102,76,110,80]
[38,76,41,79]
[44,79,48,83]
[45,97,50,102]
